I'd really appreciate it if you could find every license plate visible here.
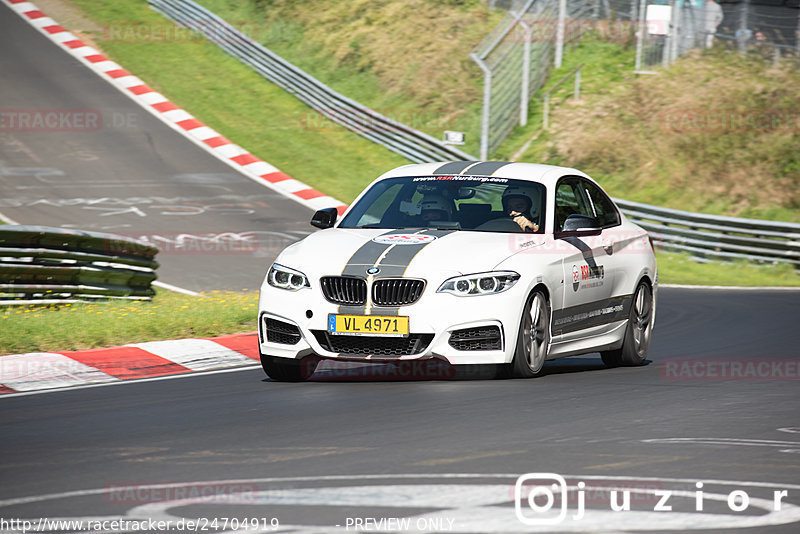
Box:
[328,314,409,337]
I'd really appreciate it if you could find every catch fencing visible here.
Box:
[635,0,800,72]
[0,226,159,303]
[148,0,474,163]
[472,0,638,159]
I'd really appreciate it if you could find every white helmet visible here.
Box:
[502,186,540,216]
[419,195,452,220]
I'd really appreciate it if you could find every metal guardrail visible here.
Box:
[0,226,159,302]
[148,0,475,164]
[614,198,800,266]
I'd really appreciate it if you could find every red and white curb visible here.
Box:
[0,333,260,395]
[3,0,347,215]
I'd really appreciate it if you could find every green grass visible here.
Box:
[656,251,800,287]
[0,290,258,355]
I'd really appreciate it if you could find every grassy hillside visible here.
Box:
[195,0,499,158]
[500,43,800,222]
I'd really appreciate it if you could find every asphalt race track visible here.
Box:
[2,3,800,533]
[0,3,314,292]
[1,288,799,532]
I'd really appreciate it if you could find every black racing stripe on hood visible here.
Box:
[432,161,479,175]
[340,229,399,277]
[336,229,455,314]
[375,229,455,275]
[466,161,512,176]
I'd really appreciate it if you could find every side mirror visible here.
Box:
[310,207,338,229]
[556,214,602,238]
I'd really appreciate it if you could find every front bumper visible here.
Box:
[258,281,527,366]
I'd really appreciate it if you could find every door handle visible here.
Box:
[603,241,614,255]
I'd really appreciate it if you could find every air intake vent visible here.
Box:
[264,318,301,345]
[372,279,425,306]
[312,331,433,356]
[448,326,502,351]
[320,276,367,305]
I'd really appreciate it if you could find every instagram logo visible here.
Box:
[515,473,577,525]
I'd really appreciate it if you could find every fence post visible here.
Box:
[797,8,800,52]
[738,0,750,53]
[670,1,681,63]
[634,0,647,71]
[520,19,532,127]
[555,0,566,68]
[471,53,492,161]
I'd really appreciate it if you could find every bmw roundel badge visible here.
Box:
[366,267,380,275]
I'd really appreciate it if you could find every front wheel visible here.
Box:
[601,281,653,367]
[505,290,550,378]
[260,354,319,382]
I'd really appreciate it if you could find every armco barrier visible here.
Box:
[148,0,475,164]
[614,199,800,266]
[0,226,159,302]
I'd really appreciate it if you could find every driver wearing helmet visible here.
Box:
[502,186,540,232]
[419,195,452,223]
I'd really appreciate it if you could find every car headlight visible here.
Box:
[267,263,310,291]
[437,271,520,296]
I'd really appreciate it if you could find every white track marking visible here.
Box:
[0,210,20,224]
[151,280,203,297]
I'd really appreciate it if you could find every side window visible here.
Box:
[554,178,593,231]
[582,180,621,228]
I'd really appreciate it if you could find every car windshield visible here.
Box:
[338,176,546,233]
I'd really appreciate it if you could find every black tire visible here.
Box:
[504,290,550,378]
[260,354,319,382]
[601,281,653,367]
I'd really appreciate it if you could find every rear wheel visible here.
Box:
[601,281,653,367]
[260,354,319,382]
[506,290,549,378]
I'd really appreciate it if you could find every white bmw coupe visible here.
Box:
[258,161,657,381]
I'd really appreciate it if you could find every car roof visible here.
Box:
[377,161,591,189]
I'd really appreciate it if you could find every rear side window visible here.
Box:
[582,180,621,228]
